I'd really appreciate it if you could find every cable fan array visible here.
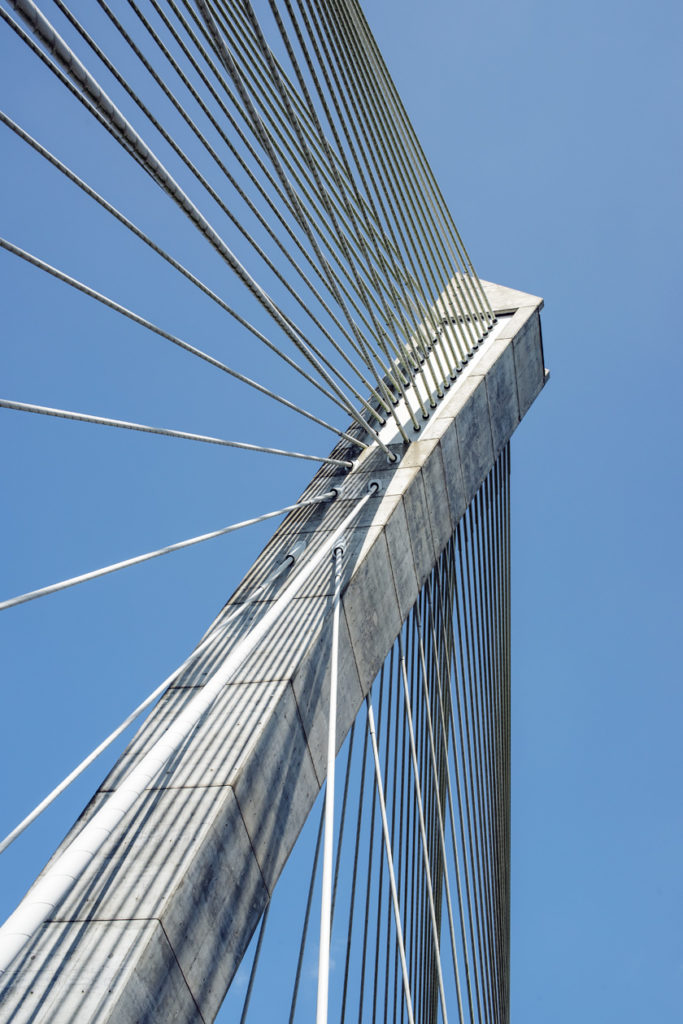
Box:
[226,448,512,1024]
[2,0,493,465]
[0,3,511,1023]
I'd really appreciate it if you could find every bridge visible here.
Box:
[0,2,546,1021]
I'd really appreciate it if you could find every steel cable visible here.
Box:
[0,109,384,426]
[86,0,390,425]
[0,398,353,467]
[0,487,340,612]
[194,0,408,444]
[7,0,390,452]
[199,0,416,437]
[0,236,366,448]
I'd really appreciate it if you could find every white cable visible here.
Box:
[0,398,352,467]
[415,607,466,1023]
[0,482,379,975]
[0,545,305,856]
[0,235,365,450]
[315,543,344,1024]
[365,695,415,1024]
[5,0,394,455]
[0,490,338,612]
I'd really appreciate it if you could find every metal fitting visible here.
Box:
[284,539,307,565]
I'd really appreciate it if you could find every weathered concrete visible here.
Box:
[0,281,546,1023]
[0,920,205,1024]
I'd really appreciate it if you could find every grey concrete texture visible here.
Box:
[384,500,420,620]
[292,611,364,785]
[438,422,468,528]
[342,531,403,691]
[0,920,204,1024]
[511,310,546,418]
[478,277,543,315]
[47,784,267,1021]
[0,282,545,1022]
[455,376,496,503]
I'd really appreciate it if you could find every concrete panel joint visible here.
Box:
[0,281,546,1022]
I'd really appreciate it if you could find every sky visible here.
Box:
[1,0,681,1021]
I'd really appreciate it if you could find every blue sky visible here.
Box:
[1,0,681,1020]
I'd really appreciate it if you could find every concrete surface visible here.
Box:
[0,281,545,1022]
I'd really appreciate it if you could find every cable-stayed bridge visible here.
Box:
[0,1,546,1021]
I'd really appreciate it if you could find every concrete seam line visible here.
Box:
[0,483,379,975]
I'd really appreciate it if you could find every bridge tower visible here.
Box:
[0,2,546,1021]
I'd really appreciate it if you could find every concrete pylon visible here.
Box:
[0,281,546,1023]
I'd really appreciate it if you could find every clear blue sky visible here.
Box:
[0,0,681,1020]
